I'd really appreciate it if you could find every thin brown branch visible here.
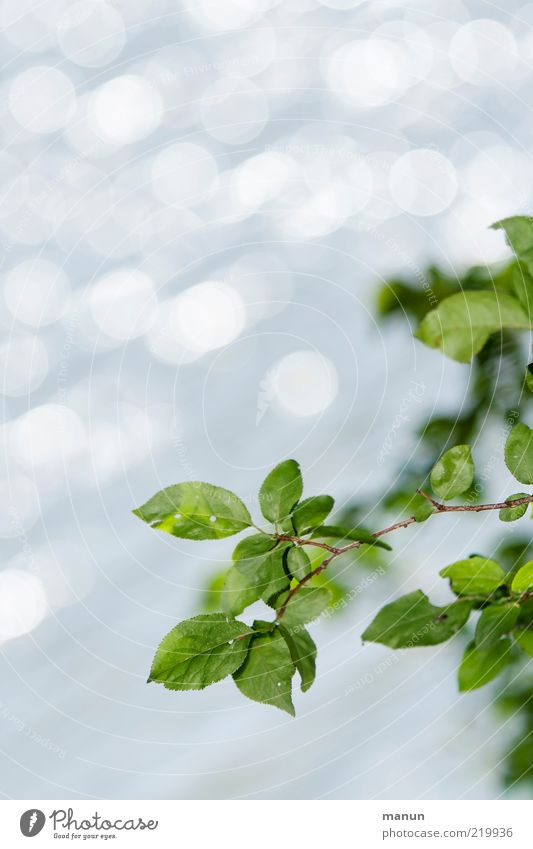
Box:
[417,490,533,514]
[275,554,334,621]
[274,492,533,623]
[276,534,341,555]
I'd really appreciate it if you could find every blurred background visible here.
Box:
[1,0,533,799]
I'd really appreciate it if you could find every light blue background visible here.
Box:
[1,0,532,799]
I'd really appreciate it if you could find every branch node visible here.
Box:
[417,488,444,510]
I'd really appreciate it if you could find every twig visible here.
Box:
[275,554,334,621]
[416,489,533,514]
[276,535,341,554]
[274,492,533,622]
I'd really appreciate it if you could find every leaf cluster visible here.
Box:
[134,460,386,714]
[365,423,533,691]
[133,214,533,724]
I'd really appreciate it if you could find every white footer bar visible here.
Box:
[0,800,530,848]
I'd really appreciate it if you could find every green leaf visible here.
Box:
[512,268,533,313]
[415,291,531,363]
[287,546,311,581]
[202,569,226,612]
[525,363,533,394]
[361,590,471,649]
[133,482,252,540]
[309,570,348,608]
[233,628,295,715]
[232,533,276,560]
[491,216,533,275]
[293,495,334,533]
[430,445,474,500]
[514,629,533,656]
[279,515,296,533]
[279,624,317,692]
[499,493,530,522]
[475,604,519,648]
[275,585,332,625]
[233,541,291,603]
[458,639,513,691]
[408,491,435,523]
[259,460,303,524]
[310,525,392,551]
[225,535,295,614]
[222,567,262,616]
[148,614,253,690]
[505,423,533,485]
[511,560,533,592]
[440,556,506,596]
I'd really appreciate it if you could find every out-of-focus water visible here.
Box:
[1,0,531,799]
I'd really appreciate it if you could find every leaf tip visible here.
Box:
[282,700,296,717]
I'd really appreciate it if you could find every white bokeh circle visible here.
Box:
[1,0,60,53]
[236,152,294,212]
[0,570,48,643]
[12,404,88,469]
[450,20,518,86]
[185,0,269,31]
[148,282,246,364]
[88,75,164,145]
[89,269,157,341]
[57,1,126,68]
[272,350,339,416]
[8,66,76,133]
[389,149,458,216]
[327,38,411,108]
